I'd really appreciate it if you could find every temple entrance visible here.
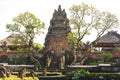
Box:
[44,5,73,69]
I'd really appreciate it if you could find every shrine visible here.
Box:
[92,31,120,59]
[0,34,28,50]
[0,34,29,63]
[44,5,73,69]
[94,31,120,51]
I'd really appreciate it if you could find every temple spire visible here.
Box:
[58,5,62,12]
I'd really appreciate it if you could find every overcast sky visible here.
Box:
[0,0,120,45]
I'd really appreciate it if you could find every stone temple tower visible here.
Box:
[44,5,72,69]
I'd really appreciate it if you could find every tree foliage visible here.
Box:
[68,3,118,64]
[6,12,45,45]
[33,43,44,51]
[68,2,118,50]
[103,51,112,62]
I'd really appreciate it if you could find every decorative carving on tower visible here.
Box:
[44,5,72,69]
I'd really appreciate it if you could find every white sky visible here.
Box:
[0,0,120,45]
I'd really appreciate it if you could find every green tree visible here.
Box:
[68,2,118,63]
[6,12,45,46]
[33,43,44,51]
[33,43,44,54]
[103,51,112,62]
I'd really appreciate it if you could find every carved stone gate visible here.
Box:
[44,5,72,69]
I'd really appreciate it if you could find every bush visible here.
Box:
[71,69,90,80]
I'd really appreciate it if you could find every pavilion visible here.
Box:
[92,31,120,58]
[0,34,29,60]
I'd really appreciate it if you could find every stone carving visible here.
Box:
[50,5,69,28]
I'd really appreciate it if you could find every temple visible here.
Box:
[94,31,120,51]
[44,5,72,69]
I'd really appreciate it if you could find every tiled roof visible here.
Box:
[0,34,21,46]
[97,31,120,44]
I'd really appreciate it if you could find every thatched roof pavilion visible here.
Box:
[0,34,28,50]
[94,31,120,47]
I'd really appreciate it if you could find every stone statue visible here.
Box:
[30,70,36,78]
[0,66,7,77]
[59,56,65,69]
[18,68,26,79]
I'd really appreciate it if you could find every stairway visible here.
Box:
[49,56,60,69]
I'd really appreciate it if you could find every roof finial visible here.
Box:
[58,5,62,12]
